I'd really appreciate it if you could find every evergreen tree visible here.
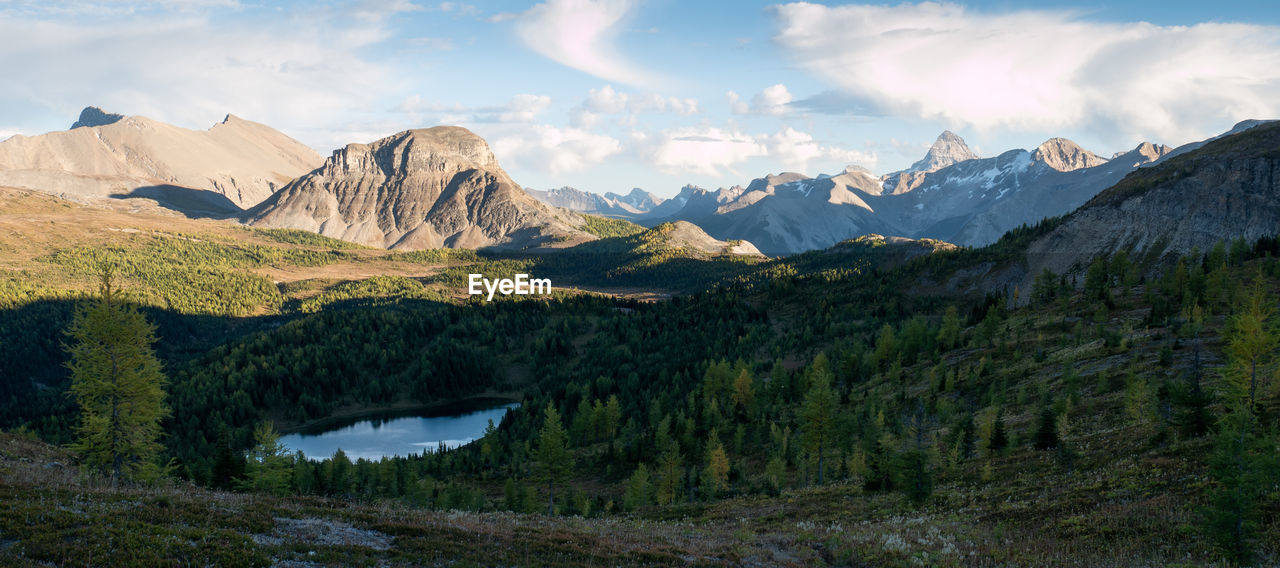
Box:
[987,409,1008,455]
[64,267,169,484]
[210,427,246,489]
[896,405,935,505]
[801,354,837,484]
[701,431,730,499]
[935,306,960,351]
[623,463,652,510]
[730,369,755,417]
[537,403,571,515]
[1204,279,1279,562]
[655,447,683,505]
[1033,404,1059,450]
[240,421,293,496]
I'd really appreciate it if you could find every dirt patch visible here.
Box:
[266,517,393,551]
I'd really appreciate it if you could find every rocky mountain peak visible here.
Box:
[746,172,808,193]
[1031,138,1107,172]
[70,106,124,129]
[908,130,979,173]
[321,126,500,180]
[249,125,586,250]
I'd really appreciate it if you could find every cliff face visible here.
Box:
[1026,121,1280,276]
[247,126,591,250]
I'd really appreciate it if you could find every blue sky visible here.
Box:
[1,1,1279,198]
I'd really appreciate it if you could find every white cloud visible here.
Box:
[513,0,661,87]
[727,84,792,116]
[570,85,697,128]
[492,125,622,175]
[773,2,1280,143]
[641,125,872,177]
[0,5,406,151]
[394,94,552,124]
[497,94,552,123]
[646,127,765,176]
[765,127,875,172]
[0,127,23,141]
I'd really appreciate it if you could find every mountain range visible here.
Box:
[524,186,664,219]
[563,132,1174,254]
[3,107,1277,265]
[0,107,322,214]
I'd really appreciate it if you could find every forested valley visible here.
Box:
[3,192,1280,565]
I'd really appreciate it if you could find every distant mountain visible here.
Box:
[1025,120,1280,277]
[247,126,591,250]
[883,131,980,194]
[1031,138,1108,172]
[605,187,661,211]
[652,131,1171,254]
[640,185,695,219]
[0,107,323,213]
[526,186,664,219]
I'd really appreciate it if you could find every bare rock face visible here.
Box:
[909,130,979,173]
[1031,138,1108,172]
[247,126,590,250]
[1026,121,1280,277]
[882,130,980,195]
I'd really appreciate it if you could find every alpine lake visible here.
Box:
[279,398,520,461]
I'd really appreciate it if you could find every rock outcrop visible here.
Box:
[1031,138,1108,172]
[1026,120,1280,276]
[247,126,591,250]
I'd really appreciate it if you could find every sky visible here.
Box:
[1,0,1279,198]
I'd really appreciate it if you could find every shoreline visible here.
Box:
[276,391,524,435]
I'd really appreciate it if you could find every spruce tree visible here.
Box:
[537,403,571,515]
[801,354,837,484]
[1033,404,1059,450]
[701,431,730,499]
[240,422,293,496]
[623,463,651,510]
[655,447,683,505]
[1204,278,1279,562]
[987,409,1008,455]
[64,267,169,484]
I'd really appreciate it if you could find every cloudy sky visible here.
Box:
[1,0,1278,197]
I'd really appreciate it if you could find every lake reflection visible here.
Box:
[280,401,519,461]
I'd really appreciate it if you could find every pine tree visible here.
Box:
[537,403,571,515]
[240,422,293,496]
[623,463,651,510]
[1204,279,1279,562]
[701,431,730,499]
[730,369,755,417]
[211,427,246,489]
[655,447,683,505]
[1033,404,1059,450]
[987,409,1008,455]
[801,354,837,484]
[932,305,958,350]
[64,266,169,484]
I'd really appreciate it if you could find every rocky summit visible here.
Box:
[246,126,590,250]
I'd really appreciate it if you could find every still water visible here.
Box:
[279,399,519,461]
